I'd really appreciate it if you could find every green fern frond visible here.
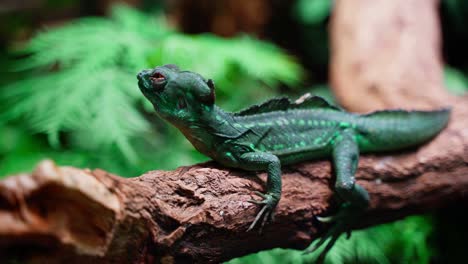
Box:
[1,5,158,160]
[226,216,433,264]
[1,4,302,169]
[150,34,302,92]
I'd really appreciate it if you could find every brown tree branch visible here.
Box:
[330,0,451,112]
[0,98,467,263]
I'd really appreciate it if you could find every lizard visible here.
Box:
[136,64,451,261]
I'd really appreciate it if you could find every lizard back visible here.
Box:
[230,97,357,164]
[229,96,450,164]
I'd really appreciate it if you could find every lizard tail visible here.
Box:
[357,107,451,151]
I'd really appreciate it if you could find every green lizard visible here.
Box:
[137,65,450,261]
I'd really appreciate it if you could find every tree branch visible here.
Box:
[0,98,467,263]
[330,0,451,112]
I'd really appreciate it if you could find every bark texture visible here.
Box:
[1,0,467,263]
[0,100,467,264]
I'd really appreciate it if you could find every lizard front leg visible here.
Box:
[238,152,282,232]
[305,128,370,262]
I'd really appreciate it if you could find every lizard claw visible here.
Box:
[246,192,278,232]
[304,204,361,263]
[316,215,335,223]
[247,199,267,205]
[247,191,270,204]
[247,204,273,233]
[253,191,268,198]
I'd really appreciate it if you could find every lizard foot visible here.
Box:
[316,215,335,223]
[246,191,278,232]
[303,203,361,263]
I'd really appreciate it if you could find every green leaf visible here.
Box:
[226,216,433,264]
[1,5,157,160]
[444,66,468,95]
[0,4,303,174]
[149,34,303,93]
[294,0,331,25]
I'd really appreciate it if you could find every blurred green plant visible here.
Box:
[444,66,468,95]
[294,0,331,25]
[0,4,302,177]
[291,0,330,81]
[227,215,433,264]
[443,0,468,35]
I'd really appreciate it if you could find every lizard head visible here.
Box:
[137,65,216,124]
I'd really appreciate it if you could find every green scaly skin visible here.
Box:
[137,65,451,262]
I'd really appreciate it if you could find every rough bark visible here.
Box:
[0,98,467,263]
[1,0,467,263]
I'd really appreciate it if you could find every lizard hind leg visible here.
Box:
[305,128,370,263]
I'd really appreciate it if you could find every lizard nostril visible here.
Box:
[137,69,152,79]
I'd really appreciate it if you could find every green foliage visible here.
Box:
[444,66,468,95]
[443,0,468,32]
[294,0,331,25]
[292,0,330,77]
[227,216,433,264]
[150,34,301,88]
[0,123,92,176]
[0,4,302,177]
[148,34,302,111]
[1,5,159,163]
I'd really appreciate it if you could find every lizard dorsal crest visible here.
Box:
[234,94,341,116]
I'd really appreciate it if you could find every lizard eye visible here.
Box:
[150,72,167,91]
[150,72,166,83]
